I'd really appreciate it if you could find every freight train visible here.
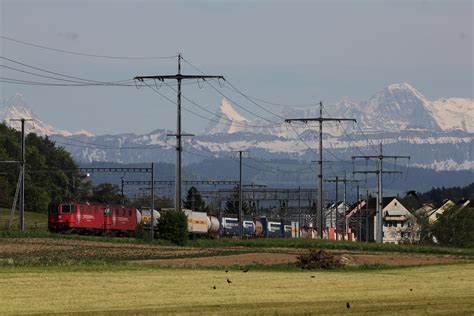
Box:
[48,201,300,238]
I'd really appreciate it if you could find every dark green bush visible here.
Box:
[134,224,152,241]
[157,210,188,245]
[296,249,342,269]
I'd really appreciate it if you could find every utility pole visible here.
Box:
[10,118,33,231]
[298,186,301,238]
[352,143,410,243]
[135,54,224,213]
[285,102,356,239]
[366,190,369,242]
[335,176,339,239]
[150,162,155,240]
[120,177,125,205]
[357,185,361,240]
[237,151,248,240]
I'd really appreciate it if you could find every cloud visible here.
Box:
[57,32,79,41]
[458,32,469,40]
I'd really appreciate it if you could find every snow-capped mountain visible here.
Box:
[0,93,93,137]
[1,83,472,172]
[204,83,472,138]
[205,99,250,134]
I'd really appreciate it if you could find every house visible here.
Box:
[324,202,350,240]
[346,197,419,244]
[428,199,470,224]
[380,198,418,244]
[414,203,435,217]
[428,200,455,224]
[345,199,368,242]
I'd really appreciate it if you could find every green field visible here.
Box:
[0,208,48,231]
[0,264,473,315]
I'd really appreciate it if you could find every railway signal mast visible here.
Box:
[352,143,410,243]
[135,54,224,213]
[285,102,356,239]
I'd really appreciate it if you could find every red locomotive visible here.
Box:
[48,201,139,236]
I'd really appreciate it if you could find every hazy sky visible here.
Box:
[1,0,472,135]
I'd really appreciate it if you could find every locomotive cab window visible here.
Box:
[94,207,98,214]
[128,209,132,217]
[80,206,85,213]
[115,209,119,216]
[122,209,126,216]
[49,204,58,214]
[88,206,92,214]
[104,208,111,216]
[61,205,71,214]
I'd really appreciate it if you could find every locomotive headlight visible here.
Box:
[58,216,61,220]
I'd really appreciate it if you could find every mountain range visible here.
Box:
[1,83,472,173]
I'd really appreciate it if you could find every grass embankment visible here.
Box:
[0,264,473,315]
[0,208,47,231]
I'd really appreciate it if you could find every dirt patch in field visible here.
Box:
[131,251,469,267]
[133,252,297,266]
[345,252,469,266]
[1,238,470,267]
[0,238,215,260]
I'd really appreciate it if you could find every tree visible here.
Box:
[157,209,188,245]
[224,186,249,214]
[0,123,80,213]
[89,183,124,205]
[432,206,474,248]
[131,196,173,209]
[183,186,208,211]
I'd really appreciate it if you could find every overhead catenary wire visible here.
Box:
[0,35,177,60]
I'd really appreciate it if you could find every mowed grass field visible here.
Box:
[1,264,473,315]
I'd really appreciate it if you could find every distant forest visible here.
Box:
[415,183,474,207]
[402,182,474,211]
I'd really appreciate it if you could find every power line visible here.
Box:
[352,143,410,243]
[354,122,380,155]
[143,80,281,129]
[321,103,370,157]
[0,56,134,84]
[163,83,281,129]
[182,56,316,108]
[0,64,101,84]
[223,85,317,107]
[135,54,225,213]
[53,139,165,150]
[181,57,281,124]
[285,101,356,239]
[0,35,177,60]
